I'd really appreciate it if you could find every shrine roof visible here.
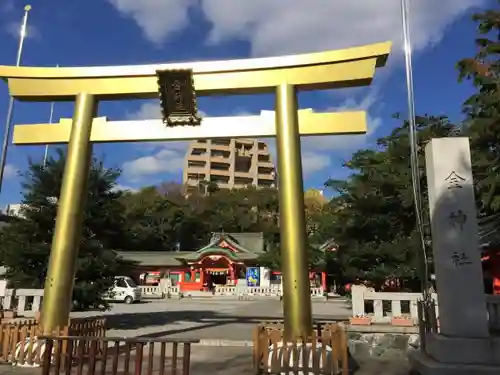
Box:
[209,232,265,254]
[115,251,189,266]
[114,232,264,266]
[179,246,257,261]
[176,233,262,261]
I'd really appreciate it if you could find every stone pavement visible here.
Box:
[15,299,410,374]
[64,298,353,341]
[189,347,410,375]
[0,347,410,375]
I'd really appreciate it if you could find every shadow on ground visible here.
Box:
[100,310,348,339]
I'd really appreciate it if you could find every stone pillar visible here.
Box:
[425,137,488,337]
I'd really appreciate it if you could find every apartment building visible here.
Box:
[183,138,276,192]
[2,203,23,218]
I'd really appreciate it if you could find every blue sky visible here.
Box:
[0,0,492,207]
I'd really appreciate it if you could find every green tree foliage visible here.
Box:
[119,181,329,270]
[324,116,457,288]
[457,5,500,216]
[121,183,281,251]
[0,150,133,310]
[120,185,193,250]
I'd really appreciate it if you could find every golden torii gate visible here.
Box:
[0,41,391,338]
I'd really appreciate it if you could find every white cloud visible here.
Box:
[302,88,383,152]
[263,143,332,176]
[200,0,485,56]
[108,0,485,57]
[122,148,184,182]
[6,22,40,40]
[301,152,331,176]
[121,101,193,183]
[113,184,139,193]
[107,0,196,46]
[3,164,17,179]
[127,102,162,121]
[263,89,383,176]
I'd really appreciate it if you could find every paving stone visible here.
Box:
[15,299,411,374]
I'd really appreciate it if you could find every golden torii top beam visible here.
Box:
[0,42,391,101]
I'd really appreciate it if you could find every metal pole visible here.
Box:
[401,0,429,297]
[43,65,59,168]
[0,5,32,193]
[40,93,96,334]
[43,102,55,168]
[275,83,312,340]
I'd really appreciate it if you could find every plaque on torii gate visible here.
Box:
[0,41,391,337]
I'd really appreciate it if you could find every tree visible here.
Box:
[0,150,133,310]
[457,5,500,218]
[324,116,457,289]
[120,182,214,251]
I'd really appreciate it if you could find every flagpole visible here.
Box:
[0,5,32,193]
[43,64,58,169]
[400,0,429,296]
[42,102,55,168]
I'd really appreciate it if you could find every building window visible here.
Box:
[234,177,253,185]
[211,162,230,171]
[212,139,230,146]
[188,160,206,168]
[191,148,206,155]
[195,272,201,281]
[185,272,192,282]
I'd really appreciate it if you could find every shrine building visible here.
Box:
[117,232,332,292]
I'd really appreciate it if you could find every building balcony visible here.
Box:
[210,143,231,151]
[257,161,274,169]
[210,169,231,177]
[209,156,231,164]
[185,166,207,175]
[233,171,254,179]
[188,154,208,162]
[257,173,275,181]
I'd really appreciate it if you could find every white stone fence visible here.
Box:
[214,285,324,297]
[351,285,438,324]
[0,289,44,315]
[351,285,500,330]
[139,285,180,297]
[138,285,324,298]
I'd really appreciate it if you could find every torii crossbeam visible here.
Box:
[12,110,367,144]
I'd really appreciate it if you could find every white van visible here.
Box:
[104,276,142,304]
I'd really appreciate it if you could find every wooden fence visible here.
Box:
[253,322,349,375]
[40,336,200,375]
[0,318,106,367]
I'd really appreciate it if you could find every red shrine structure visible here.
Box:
[118,232,333,292]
